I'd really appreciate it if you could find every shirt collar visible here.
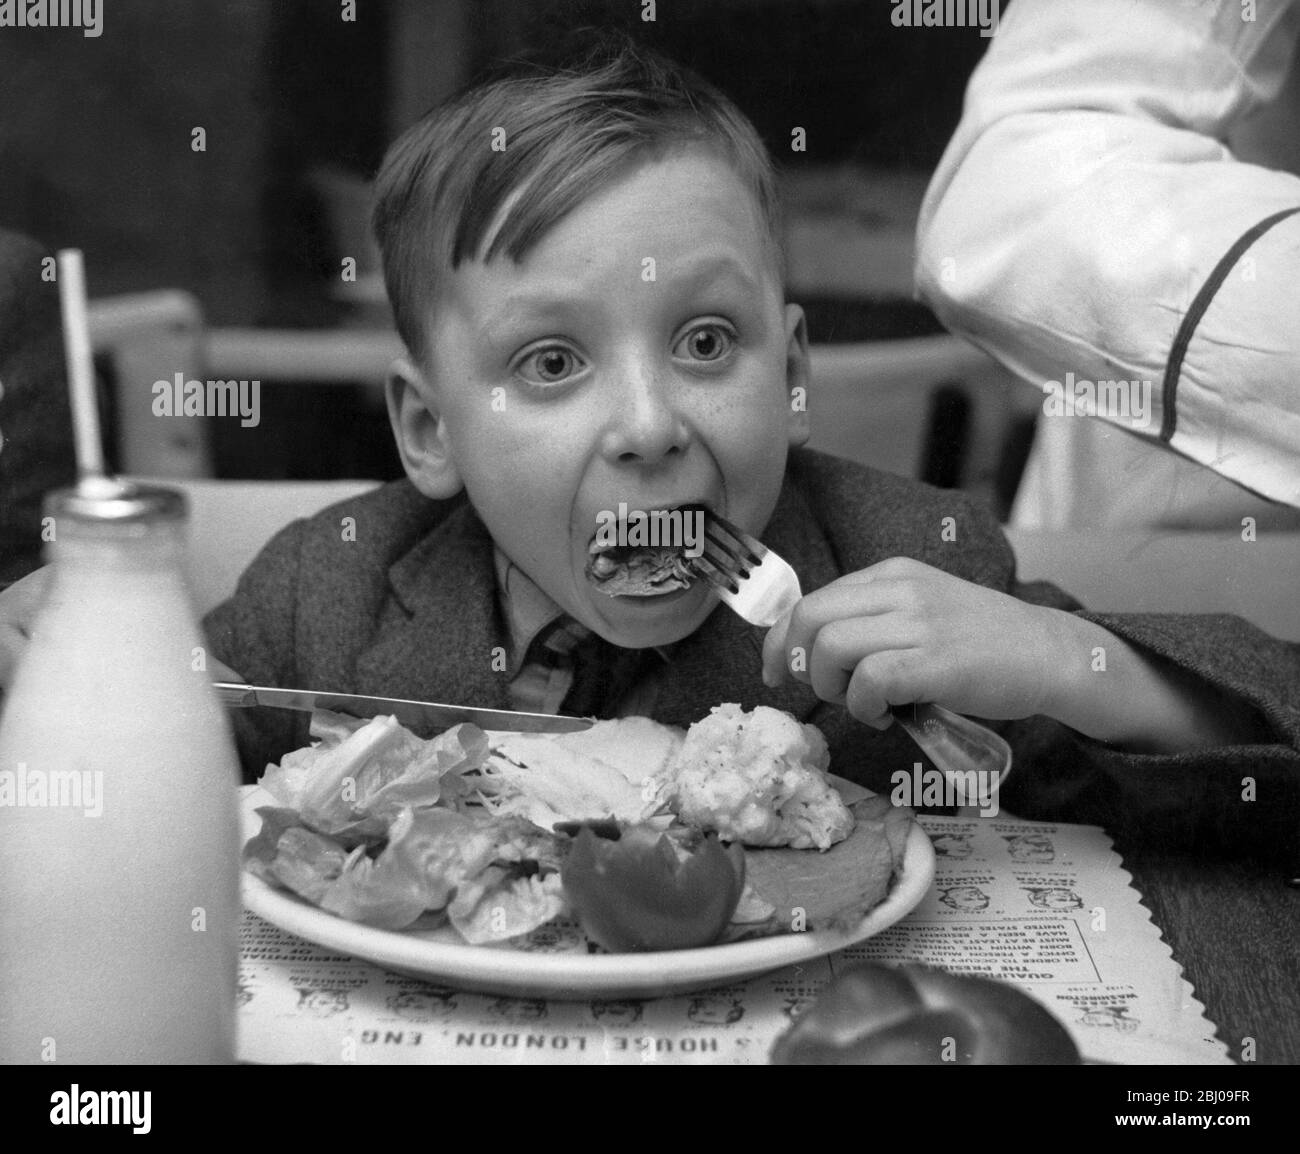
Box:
[493,548,567,676]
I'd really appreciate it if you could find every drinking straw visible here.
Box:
[56,248,106,480]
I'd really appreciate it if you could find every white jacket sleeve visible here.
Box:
[916,0,1300,507]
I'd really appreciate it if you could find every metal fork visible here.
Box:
[694,511,1012,801]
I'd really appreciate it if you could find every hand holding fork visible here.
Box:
[693,510,1013,795]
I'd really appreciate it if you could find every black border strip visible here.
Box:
[1160,206,1300,443]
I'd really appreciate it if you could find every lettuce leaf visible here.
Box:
[258,715,488,840]
[243,807,350,906]
[248,794,567,932]
[447,868,568,944]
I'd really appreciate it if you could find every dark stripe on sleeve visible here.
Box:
[1160,205,1300,443]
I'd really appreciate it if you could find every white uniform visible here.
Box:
[917,0,1300,527]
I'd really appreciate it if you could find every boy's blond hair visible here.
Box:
[371,36,783,363]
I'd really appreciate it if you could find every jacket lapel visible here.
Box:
[353,502,515,711]
[653,477,846,729]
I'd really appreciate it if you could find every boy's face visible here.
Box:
[398,149,808,648]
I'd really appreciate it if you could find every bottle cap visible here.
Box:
[44,477,188,524]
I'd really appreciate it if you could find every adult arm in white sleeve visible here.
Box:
[916,0,1300,507]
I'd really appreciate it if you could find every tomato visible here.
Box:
[560,826,746,952]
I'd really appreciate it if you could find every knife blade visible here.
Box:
[212,682,594,734]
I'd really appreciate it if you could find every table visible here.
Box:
[1121,846,1300,1065]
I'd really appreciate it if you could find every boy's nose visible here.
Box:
[599,369,689,465]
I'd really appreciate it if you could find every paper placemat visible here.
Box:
[236,814,1229,1065]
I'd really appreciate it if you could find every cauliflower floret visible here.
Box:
[666,703,854,850]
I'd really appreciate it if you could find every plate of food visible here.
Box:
[240,702,935,999]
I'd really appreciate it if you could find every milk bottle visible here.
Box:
[0,479,239,1063]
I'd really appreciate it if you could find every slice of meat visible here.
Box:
[739,798,915,935]
[586,544,697,596]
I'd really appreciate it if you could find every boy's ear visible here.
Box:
[784,303,811,448]
[384,356,464,500]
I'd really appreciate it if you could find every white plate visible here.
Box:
[239,784,935,1000]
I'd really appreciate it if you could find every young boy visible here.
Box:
[2,42,1297,860]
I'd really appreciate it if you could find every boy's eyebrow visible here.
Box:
[671,252,767,299]
[475,252,768,335]
[474,295,576,338]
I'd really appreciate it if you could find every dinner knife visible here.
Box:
[212,682,594,734]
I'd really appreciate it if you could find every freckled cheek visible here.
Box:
[708,379,791,468]
[450,410,586,533]
[445,400,549,477]
[713,422,789,529]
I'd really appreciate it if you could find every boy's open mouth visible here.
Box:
[585,503,708,598]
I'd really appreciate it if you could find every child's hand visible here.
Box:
[760,557,1059,729]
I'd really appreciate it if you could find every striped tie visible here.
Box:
[510,616,653,719]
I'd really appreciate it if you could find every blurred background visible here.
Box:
[2,0,1296,515]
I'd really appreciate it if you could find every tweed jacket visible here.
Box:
[204,449,1300,863]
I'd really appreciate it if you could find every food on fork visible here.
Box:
[585,503,707,597]
[586,540,698,597]
[662,703,855,850]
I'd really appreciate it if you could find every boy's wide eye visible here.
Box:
[516,345,585,386]
[674,323,735,364]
